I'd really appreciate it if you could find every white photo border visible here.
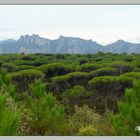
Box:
[0,0,140,4]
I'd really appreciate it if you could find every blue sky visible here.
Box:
[0,5,140,44]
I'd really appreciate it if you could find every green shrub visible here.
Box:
[134,68,140,72]
[23,80,66,135]
[21,55,35,61]
[89,67,118,78]
[62,85,92,113]
[79,63,101,72]
[110,80,140,135]
[1,63,15,72]
[123,72,140,80]
[12,69,44,92]
[0,70,18,99]
[89,75,134,90]
[52,72,89,85]
[50,72,89,95]
[88,76,134,113]
[13,65,35,72]
[37,63,74,80]
[17,105,34,136]
[0,96,20,136]
[79,58,88,65]
[0,71,20,136]
[123,56,133,62]
[111,61,134,74]
[131,60,140,68]
[62,85,86,98]
[78,125,98,136]
[67,105,101,135]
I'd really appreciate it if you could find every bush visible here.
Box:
[79,59,88,65]
[0,70,18,99]
[67,105,101,135]
[12,69,44,92]
[89,76,134,93]
[110,80,140,136]
[52,72,89,86]
[88,76,134,113]
[0,97,20,136]
[79,63,101,72]
[0,71,20,136]
[123,72,140,80]
[21,55,35,61]
[62,85,92,113]
[111,61,134,74]
[89,67,118,78]
[62,85,86,98]
[50,72,89,95]
[1,63,15,72]
[17,105,34,136]
[37,63,74,80]
[13,65,35,72]
[134,68,140,72]
[23,80,66,135]
[78,125,98,136]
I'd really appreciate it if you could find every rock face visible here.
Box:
[46,35,103,54]
[0,34,140,54]
[103,40,140,54]
[17,34,51,46]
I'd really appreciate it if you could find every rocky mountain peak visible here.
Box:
[18,34,40,43]
[116,39,125,43]
[17,34,51,45]
[1,34,140,54]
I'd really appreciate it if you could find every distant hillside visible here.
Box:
[103,40,140,54]
[0,34,140,54]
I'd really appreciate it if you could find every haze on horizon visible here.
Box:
[0,5,140,45]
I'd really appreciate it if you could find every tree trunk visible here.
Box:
[104,98,108,113]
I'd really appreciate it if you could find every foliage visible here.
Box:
[110,80,140,136]
[79,63,101,72]
[50,72,89,95]
[23,80,66,135]
[111,61,134,74]
[37,63,74,80]
[0,71,20,136]
[1,63,15,72]
[89,75,134,86]
[123,72,140,80]
[0,53,139,136]
[17,105,34,136]
[0,70,18,100]
[0,95,19,136]
[89,67,118,78]
[62,86,92,113]
[52,71,89,84]
[21,55,35,61]
[78,125,98,136]
[79,58,88,65]
[88,75,134,113]
[67,105,101,135]
[11,69,44,92]
[62,85,86,98]
[13,65,35,72]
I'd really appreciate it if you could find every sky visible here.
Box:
[0,5,140,45]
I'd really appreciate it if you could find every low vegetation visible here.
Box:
[0,53,140,136]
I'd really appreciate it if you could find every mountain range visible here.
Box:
[0,34,140,54]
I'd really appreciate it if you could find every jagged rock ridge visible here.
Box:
[0,34,140,54]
